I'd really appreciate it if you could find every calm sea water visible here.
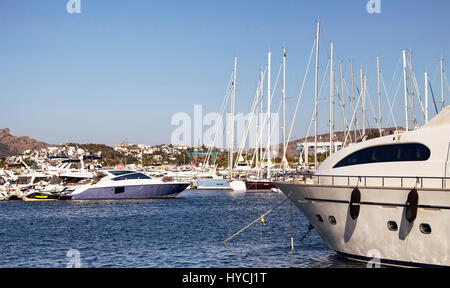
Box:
[0,190,364,268]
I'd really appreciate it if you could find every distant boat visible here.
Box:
[229,180,246,191]
[197,178,231,190]
[235,162,251,172]
[67,170,189,200]
[244,179,276,192]
[0,191,8,201]
[23,192,70,202]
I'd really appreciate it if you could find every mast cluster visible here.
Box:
[225,21,447,175]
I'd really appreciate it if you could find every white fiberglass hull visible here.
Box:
[276,182,450,267]
[69,180,190,200]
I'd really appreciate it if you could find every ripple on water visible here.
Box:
[0,191,365,268]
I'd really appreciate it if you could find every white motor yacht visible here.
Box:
[67,170,190,200]
[276,106,450,267]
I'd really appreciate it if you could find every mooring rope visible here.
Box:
[299,224,314,242]
[221,194,291,245]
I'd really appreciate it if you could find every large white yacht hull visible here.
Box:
[276,182,450,267]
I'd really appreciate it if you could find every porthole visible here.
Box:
[316,215,323,223]
[420,223,432,234]
[328,216,337,225]
[387,221,398,231]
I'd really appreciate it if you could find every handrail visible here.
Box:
[313,174,450,180]
[276,173,450,190]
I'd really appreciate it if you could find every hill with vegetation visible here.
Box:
[0,128,48,159]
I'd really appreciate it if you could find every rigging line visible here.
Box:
[258,60,284,164]
[351,73,364,140]
[297,57,330,151]
[342,76,353,104]
[380,73,398,130]
[340,80,354,143]
[344,86,362,144]
[300,107,315,161]
[444,72,450,93]
[234,77,261,169]
[390,69,403,119]
[430,60,440,85]
[203,72,234,166]
[249,63,276,163]
[315,58,331,133]
[285,38,316,161]
[428,81,439,115]
[252,59,283,166]
[251,66,268,172]
[235,75,263,165]
[265,62,282,124]
[388,55,403,93]
[221,194,291,245]
[256,67,286,170]
[364,82,378,129]
[342,77,359,142]
[412,71,426,120]
[259,90,284,168]
[204,75,233,166]
[252,66,280,173]
[334,77,349,134]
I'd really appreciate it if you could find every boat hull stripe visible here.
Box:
[304,197,450,210]
[336,251,447,268]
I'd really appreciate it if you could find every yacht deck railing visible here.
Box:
[276,173,450,190]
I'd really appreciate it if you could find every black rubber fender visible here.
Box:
[349,188,361,220]
[405,188,419,223]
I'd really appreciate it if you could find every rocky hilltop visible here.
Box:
[0,128,48,159]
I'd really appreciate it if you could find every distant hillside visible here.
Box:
[64,143,126,164]
[0,128,48,159]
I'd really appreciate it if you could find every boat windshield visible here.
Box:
[111,172,151,181]
[108,170,136,176]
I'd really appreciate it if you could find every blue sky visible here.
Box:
[0,0,449,146]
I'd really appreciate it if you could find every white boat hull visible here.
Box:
[276,182,450,267]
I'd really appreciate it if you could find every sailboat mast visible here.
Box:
[425,71,429,123]
[409,52,416,128]
[350,61,356,142]
[360,68,366,137]
[377,56,382,136]
[255,70,261,170]
[260,68,264,177]
[314,21,320,169]
[402,49,409,131]
[282,47,287,173]
[329,42,334,155]
[441,58,445,111]
[267,51,272,180]
[229,56,237,179]
[339,61,346,146]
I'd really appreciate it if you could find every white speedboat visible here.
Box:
[67,170,190,200]
[196,178,231,190]
[276,106,450,267]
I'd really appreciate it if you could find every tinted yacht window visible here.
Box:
[109,170,135,176]
[112,173,151,181]
[333,143,430,168]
